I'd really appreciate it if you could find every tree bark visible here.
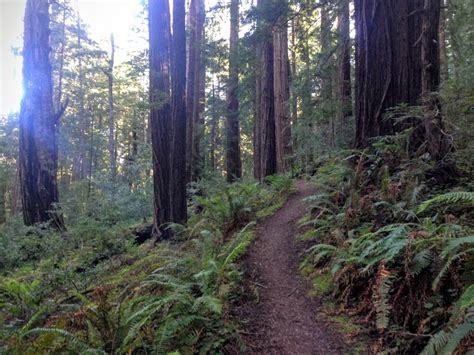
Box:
[149,0,173,236]
[225,0,242,182]
[421,0,449,161]
[337,0,352,125]
[185,0,198,183]
[438,0,448,81]
[19,0,64,229]
[170,0,188,224]
[191,0,205,181]
[354,0,424,148]
[255,0,277,180]
[273,11,292,172]
[210,83,218,171]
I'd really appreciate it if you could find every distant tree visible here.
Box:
[186,0,206,182]
[103,34,117,183]
[225,0,242,182]
[19,0,64,228]
[171,0,188,223]
[149,0,173,236]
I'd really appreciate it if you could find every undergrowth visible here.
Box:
[0,175,292,354]
[300,136,473,354]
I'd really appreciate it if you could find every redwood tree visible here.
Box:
[19,0,64,228]
[354,0,424,147]
[149,0,172,235]
[254,0,277,180]
[273,7,292,172]
[225,0,242,182]
[337,0,352,124]
[171,0,188,223]
[185,0,203,182]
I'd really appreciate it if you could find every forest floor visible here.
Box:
[238,180,348,354]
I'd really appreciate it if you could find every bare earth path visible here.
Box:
[241,180,347,354]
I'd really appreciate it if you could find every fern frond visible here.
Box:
[442,320,474,354]
[411,250,435,276]
[417,191,474,214]
[421,330,449,355]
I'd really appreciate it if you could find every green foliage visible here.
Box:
[417,191,474,214]
[0,179,290,354]
[300,144,474,353]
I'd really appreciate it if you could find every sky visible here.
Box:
[0,0,144,115]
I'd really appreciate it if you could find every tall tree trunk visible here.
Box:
[149,0,173,236]
[421,0,449,160]
[225,0,242,182]
[191,0,205,181]
[185,0,198,183]
[72,15,87,181]
[55,2,66,112]
[337,0,352,126]
[103,34,116,183]
[438,0,449,82]
[255,0,277,180]
[273,9,292,172]
[354,0,423,148]
[171,0,188,223]
[19,0,64,229]
[290,9,297,127]
[210,83,218,171]
[421,0,441,97]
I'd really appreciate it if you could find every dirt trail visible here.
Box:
[241,180,347,354]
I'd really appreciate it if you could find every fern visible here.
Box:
[375,275,393,331]
[22,328,105,354]
[421,330,449,355]
[417,191,474,214]
[442,320,474,354]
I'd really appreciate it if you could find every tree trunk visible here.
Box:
[273,11,292,172]
[255,0,277,180]
[225,0,242,182]
[54,2,66,112]
[19,0,64,229]
[438,0,449,82]
[337,0,352,126]
[210,83,218,171]
[72,15,87,181]
[185,0,198,183]
[171,0,188,224]
[421,0,449,161]
[290,10,298,128]
[354,0,423,148]
[191,0,205,181]
[103,34,116,183]
[149,0,173,236]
